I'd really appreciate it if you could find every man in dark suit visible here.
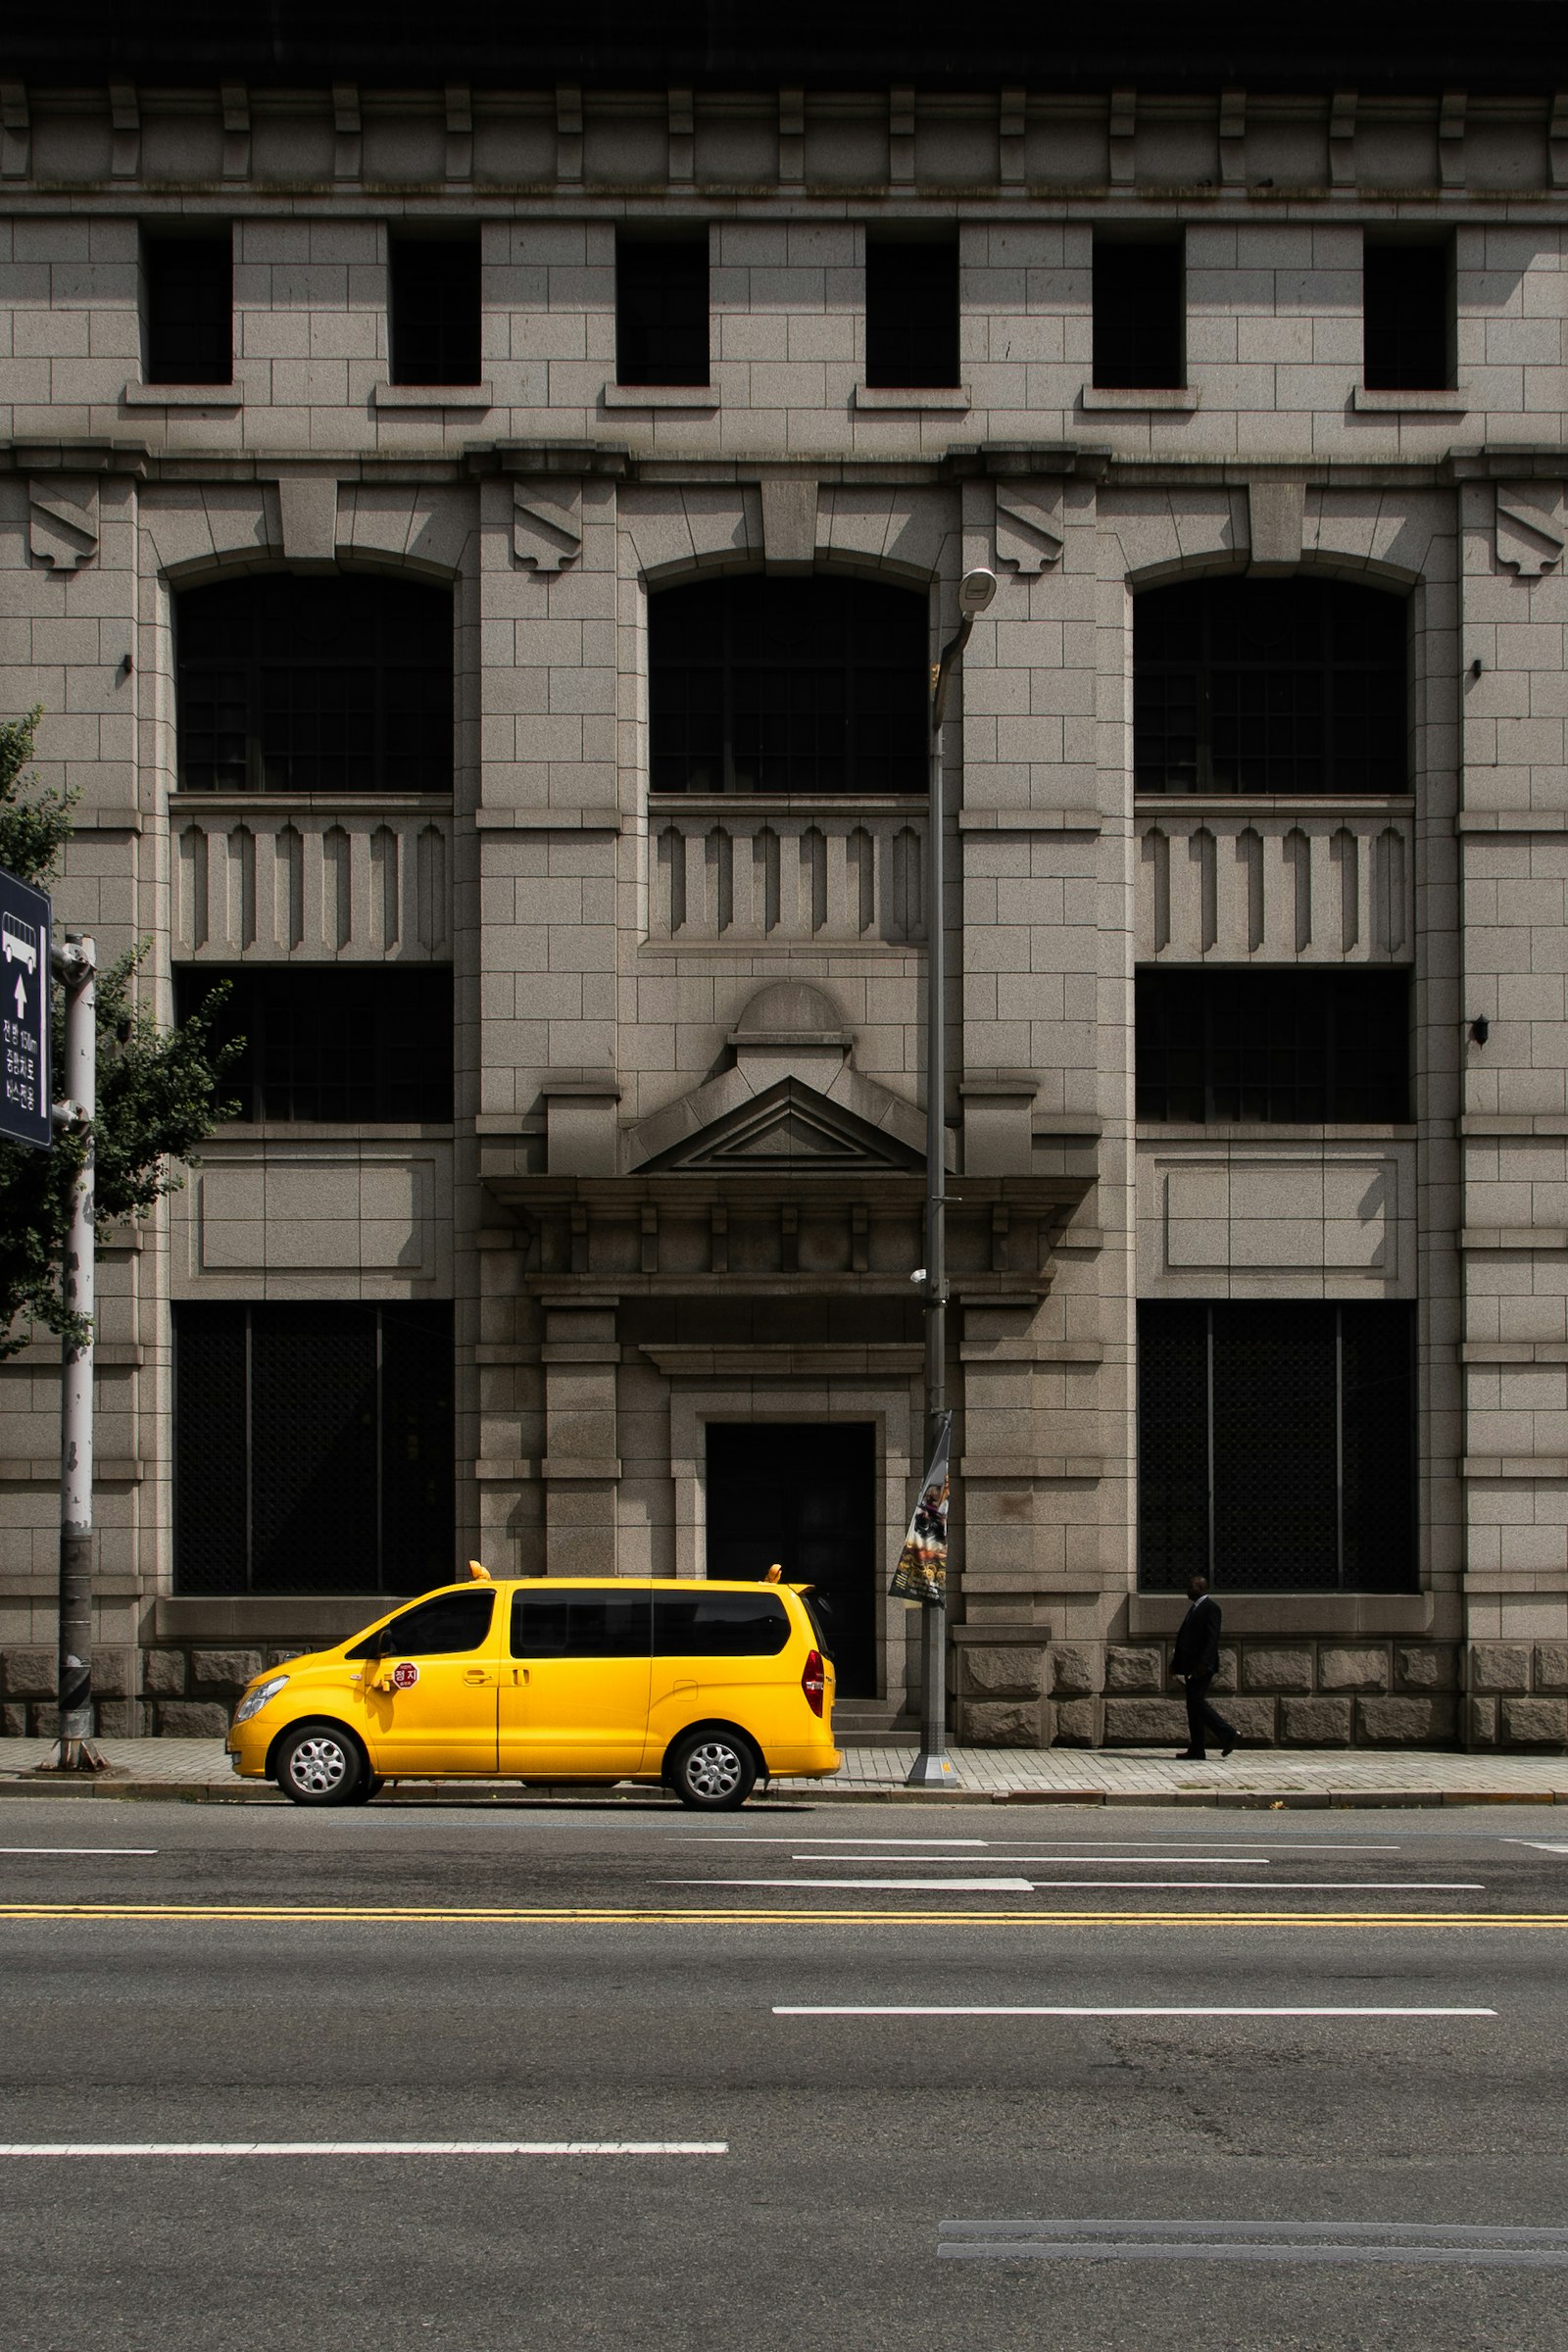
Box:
[1170,1575,1237,1761]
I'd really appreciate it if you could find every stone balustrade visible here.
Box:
[648,798,926,946]
[172,797,453,960]
[1136,799,1416,964]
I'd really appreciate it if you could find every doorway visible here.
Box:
[705,1422,878,1697]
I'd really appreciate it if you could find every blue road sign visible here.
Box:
[0,865,52,1149]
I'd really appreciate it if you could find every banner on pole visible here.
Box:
[889,1411,951,1604]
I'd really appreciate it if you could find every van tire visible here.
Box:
[666,1728,758,1811]
[273,1721,366,1807]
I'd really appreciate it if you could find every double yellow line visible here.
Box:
[1,1902,1566,1929]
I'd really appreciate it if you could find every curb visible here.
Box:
[0,1777,1562,1809]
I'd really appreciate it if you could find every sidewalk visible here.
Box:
[0,1738,1564,1805]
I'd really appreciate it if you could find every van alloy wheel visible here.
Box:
[669,1730,757,1811]
[274,1721,365,1807]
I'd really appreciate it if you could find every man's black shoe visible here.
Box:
[1221,1743,1235,1757]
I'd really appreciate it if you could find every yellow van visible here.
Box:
[224,1574,841,1809]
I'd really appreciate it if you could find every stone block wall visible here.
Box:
[0,1641,310,1739]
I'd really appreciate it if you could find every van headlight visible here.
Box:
[232,1674,289,1726]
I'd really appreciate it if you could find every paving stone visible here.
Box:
[1471,1644,1532,1694]
[1318,1647,1389,1692]
[963,1645,1046,1699]
[1241,1648,1315,1694]
[1280,1696,1353,1744]
[1104,1646,1163,1694]
[1500,1696,1568,1746]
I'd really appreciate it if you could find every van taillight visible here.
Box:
[802,1648,825,1716]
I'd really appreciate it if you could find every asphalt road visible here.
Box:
[3,1795,1568,2352]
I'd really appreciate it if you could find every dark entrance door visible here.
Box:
[705,1423,878,1698]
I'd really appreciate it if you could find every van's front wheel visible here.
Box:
[273,1722,365,1807]
[667,1730,757,1811]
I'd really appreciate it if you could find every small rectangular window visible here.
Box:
[1093,237,1183,390]
[653,1591,792,1658]
[1136,968,1410,1125]
[173,1301,455,1596]
[616,235,709,386]
[1363,237,1452,391]
[348,1591,494,1659]
[511,1590,652,1659]
[144,231,232,386]
[864,239,959,388]
[173,965,454,1124]
[1138,1301,1416,1592]
[389,233,481,387]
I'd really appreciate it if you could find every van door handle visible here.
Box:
[512,1667,528,1685]
[464,1669,487,1685]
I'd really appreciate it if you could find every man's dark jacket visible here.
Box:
[1171,1593,1222,1678]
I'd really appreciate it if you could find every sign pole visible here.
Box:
[51,933,106,1772]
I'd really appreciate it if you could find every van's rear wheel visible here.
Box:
[274,1722,364,1807]
[667,1730,757,1811]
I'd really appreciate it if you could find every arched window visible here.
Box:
[1134,576,1407,796]
[649,573,927,796]
[176,572,454,793]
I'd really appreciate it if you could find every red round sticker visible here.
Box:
[390,1660,419,1690]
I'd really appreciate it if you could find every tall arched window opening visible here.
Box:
[1134,575,1407,796]
[175,572,454,794]
[649,573,927,796]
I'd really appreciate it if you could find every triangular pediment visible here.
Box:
[639,1076,922,1175]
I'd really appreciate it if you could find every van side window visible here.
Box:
[511,1590,652,1659]
[653,1591,791,1657]
[347,1591,494,1658]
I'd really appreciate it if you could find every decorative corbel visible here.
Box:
[109,83,138,180]
[445,85,472,183]
[513,479,583,571]
[1000,88,1025,187]
[994,483,1064,576]
[668,87,694,186]
[29,478,101,572]
[221,84,250,180]
[1219,89,1246,185]
[890,86,914,188]
[332,84,361,180]
[1329,90,1356,187]
[0,82,28,180]
[1494,483,1566,576]
[1440,91,1467,189]
[779,89,805,190]
[1549,92,1568,190]
[556,87,583,186]
[1109,89,1136,185]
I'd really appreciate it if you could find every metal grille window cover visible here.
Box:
[174,965,454,1124]
[1136,968,1410,1124]
[176,573,454,794]
[1134,577,1407,796]
[649,574,927,796]
[616,235,710,386]
[173,1302,455,1596]
[1363,239,1451,392]
[389,234,482,387]
[1093,238,1184,390]
[1138,1301,1417,1592]
[865,239,960,388]
[144,232,232,387]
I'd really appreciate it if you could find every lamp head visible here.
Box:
[957,567,998,618]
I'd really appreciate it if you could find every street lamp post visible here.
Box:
[906,567,997,1791]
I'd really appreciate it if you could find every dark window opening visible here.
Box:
[1135,576,1407,797]
[144,232,232,386]
[653,1590,792,1658]
[347,1590,494,1658]
[176,573,453,795]
[512,1590,652,1659]
[1093,237,1184,389]
[389,233,481,387]
[1139,1301,1417,1592]
[650,574,927,796]
[173,965,453,1124]
[1136,968,1410,1124]
[1364,239,1451,392]
[617,235,709,386]
[173,1301,455,1595]
[865,239,959,388]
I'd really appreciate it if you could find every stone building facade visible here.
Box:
[3,18,1568,1749]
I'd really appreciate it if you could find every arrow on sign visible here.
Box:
[12,975,24,1020]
